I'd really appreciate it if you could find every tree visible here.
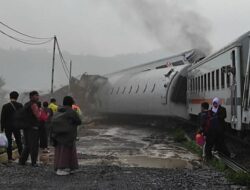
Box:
[0,77,7,107]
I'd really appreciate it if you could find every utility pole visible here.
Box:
[51,36,56,96]
[68,60,72,95]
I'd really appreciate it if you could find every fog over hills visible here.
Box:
[0,48,171,93]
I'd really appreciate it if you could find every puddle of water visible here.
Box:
[120,156,193,169]
[78,156,193,169]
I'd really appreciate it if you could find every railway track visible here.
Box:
[214,153,249,174]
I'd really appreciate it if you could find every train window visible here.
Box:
[195,77,198,93]
[192,79,195,93]
[212,71,215,90]
[201,75,204,92]
[198,76,200,92]
[189,79,192,91]
[221,68,225,89]
[216,69,219,89]
[208,73,211,91]
[110,88,114,94]
[151,83,156,93]
[204,74,207,91]
[116,87,120,94]
[129,86,132,94]
[136,85,139,93]
[190,79,192,92]
[227,72,231,88]
[122,87,126,94]
[143,84,147,93]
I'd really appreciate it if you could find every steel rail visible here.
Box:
[213,153,249,173]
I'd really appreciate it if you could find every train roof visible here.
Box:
[105,49,205,77]
[189,31,250,70]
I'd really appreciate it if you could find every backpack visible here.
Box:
[40,109,49,122]
[13,104,31,130]
[50,111,71,134]
[204,110,211,133]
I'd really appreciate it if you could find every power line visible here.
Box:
[0,20,53,40]
[0,29,53,45]
[0,21,71,90]
[55,38,70,79]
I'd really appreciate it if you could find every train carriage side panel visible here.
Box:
[187,46,242,130]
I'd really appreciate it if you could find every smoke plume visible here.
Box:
[110,0,212,54]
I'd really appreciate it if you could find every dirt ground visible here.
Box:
[0,122,234,189]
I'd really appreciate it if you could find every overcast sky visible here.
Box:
[0,0,250,56]
[1,0,250,94]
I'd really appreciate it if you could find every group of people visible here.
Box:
[1,90,82,176]
[1,91,231,173]
[198,97,230,160]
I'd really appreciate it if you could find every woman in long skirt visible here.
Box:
[51,96,82,176]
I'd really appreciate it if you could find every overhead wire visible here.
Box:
[0,21,70,81]
[55,38,70,79]
[0,29,53,45]
[0,20,53,40]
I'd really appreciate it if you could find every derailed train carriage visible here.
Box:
[96,49,205,119]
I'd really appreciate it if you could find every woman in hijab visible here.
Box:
[51,96,82,176]
[210,97,230,157]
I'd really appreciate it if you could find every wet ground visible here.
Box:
[0,121,235,189]
[77,122,199,169]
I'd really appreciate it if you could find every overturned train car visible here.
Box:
[95,49,205,119]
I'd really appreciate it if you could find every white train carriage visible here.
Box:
[187,31,250,131]
[96,50,205,119]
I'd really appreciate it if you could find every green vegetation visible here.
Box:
[209,159,227,172]
[226,171,250,186]
[183,140,202,157]
[168,127,250,187]
[172,128,187,142]
[207,158,250,186]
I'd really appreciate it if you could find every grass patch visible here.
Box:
[172,128,187,142]
[209,159,227,172]
[183,140,202,157]
[226,171,250,186]
[168,126,250,187]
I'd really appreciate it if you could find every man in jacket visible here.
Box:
[1,91,23,162]
[19,91,41,167]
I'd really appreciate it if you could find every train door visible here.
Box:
[161,68,177,104]
[242,38,250,129]
[230,48,242,130]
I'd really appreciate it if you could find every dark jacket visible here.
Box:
[211,105,227,132]
[1,101,23,131]
[24,101,40,128]
[199,110,212,135]
[51,106,81,147]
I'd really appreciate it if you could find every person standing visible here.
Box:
[19,91,41,167]
[51,96,81,175]
[199,102,213,160]
[210,97,230,157]
[39,101,52,153]
[48,98,58,113]
[1,91,23,162]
